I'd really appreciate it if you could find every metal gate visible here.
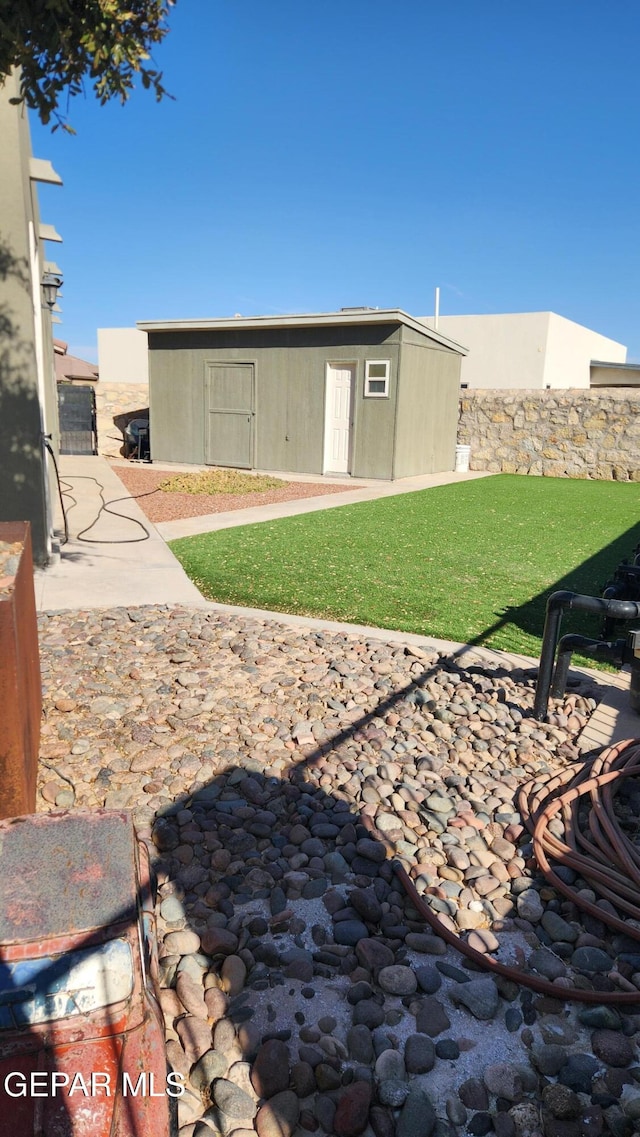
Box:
[57,384,98,455]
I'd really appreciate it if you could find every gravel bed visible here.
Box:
[0,537,23,591]
[37,606,640,1137]
[111,464,361,524]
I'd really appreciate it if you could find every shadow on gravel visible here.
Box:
[149,651,561,1134]
[151,759,449,1137]
[30,609,620,1135]
[146,646,628,1135]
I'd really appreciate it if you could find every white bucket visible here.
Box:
[455,444,471,473]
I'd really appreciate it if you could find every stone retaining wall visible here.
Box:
[94,382,149,458]
[93,384,640,480]
[458,389,640,480]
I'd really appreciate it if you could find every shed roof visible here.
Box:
[137,308,467,354]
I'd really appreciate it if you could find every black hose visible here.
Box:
[42,436,69,545]
[42,440,154,546]
[61,475,153,544]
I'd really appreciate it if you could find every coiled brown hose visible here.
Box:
[363,738,640,1004]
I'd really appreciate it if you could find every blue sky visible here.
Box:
[31,0,640,362]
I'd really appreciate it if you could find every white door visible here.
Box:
[323,363,354,474]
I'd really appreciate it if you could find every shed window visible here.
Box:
[364,360,390,397]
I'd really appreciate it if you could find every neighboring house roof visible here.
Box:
[137,308,468,354]
[54,339,99,383]
[590,359,640,371]
[590,359,640,387]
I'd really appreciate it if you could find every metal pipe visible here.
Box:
[533,590,575,720]
[550,634,625,699]
[533,591,640,720]
[603,584,629,601]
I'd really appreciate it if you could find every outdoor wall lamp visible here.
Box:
[41,271,63,309]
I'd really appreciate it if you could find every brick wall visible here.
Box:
[458,389,640,480]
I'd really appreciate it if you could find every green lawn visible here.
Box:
[170,475,640,660]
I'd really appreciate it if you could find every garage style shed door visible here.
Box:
[205,363,255,468]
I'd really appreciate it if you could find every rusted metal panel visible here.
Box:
[0,811,137,944]
[0,811,171,1136]
[0,522,41,820]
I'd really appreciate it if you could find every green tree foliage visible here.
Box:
[0,0,174,128]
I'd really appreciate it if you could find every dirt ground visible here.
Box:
[111,463,359,525]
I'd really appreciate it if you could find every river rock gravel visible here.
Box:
[36,605,640,1137]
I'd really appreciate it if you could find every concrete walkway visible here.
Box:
[575,667,639,751]
[34,456,208,610]
[155,468,492,541]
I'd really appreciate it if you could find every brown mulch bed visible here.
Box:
[110,463,360,524]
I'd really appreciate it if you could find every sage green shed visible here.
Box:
[137,309,466,480]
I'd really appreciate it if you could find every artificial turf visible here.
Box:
[170,475,640,660]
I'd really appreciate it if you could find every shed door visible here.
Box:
[323,363,354,474]
[205,363,254,468]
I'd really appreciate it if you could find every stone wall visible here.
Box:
[94,382,149,458]
[92,383,640,480]
[458,389,640,480]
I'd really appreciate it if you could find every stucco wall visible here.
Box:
[590,364,640,388]
[423,313,549,389]
[0,78,58,565]
[543,313,626,389]
[420,312,626,390]
[458,389,640,480]
[97,327,149,384]
[94,382,149,457]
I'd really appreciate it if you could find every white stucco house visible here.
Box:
[97,327,149,385]
[98,311,638,397]
[419,311,628,389]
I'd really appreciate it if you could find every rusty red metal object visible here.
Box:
[0,522,41,820]
[0,811,172,1136]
